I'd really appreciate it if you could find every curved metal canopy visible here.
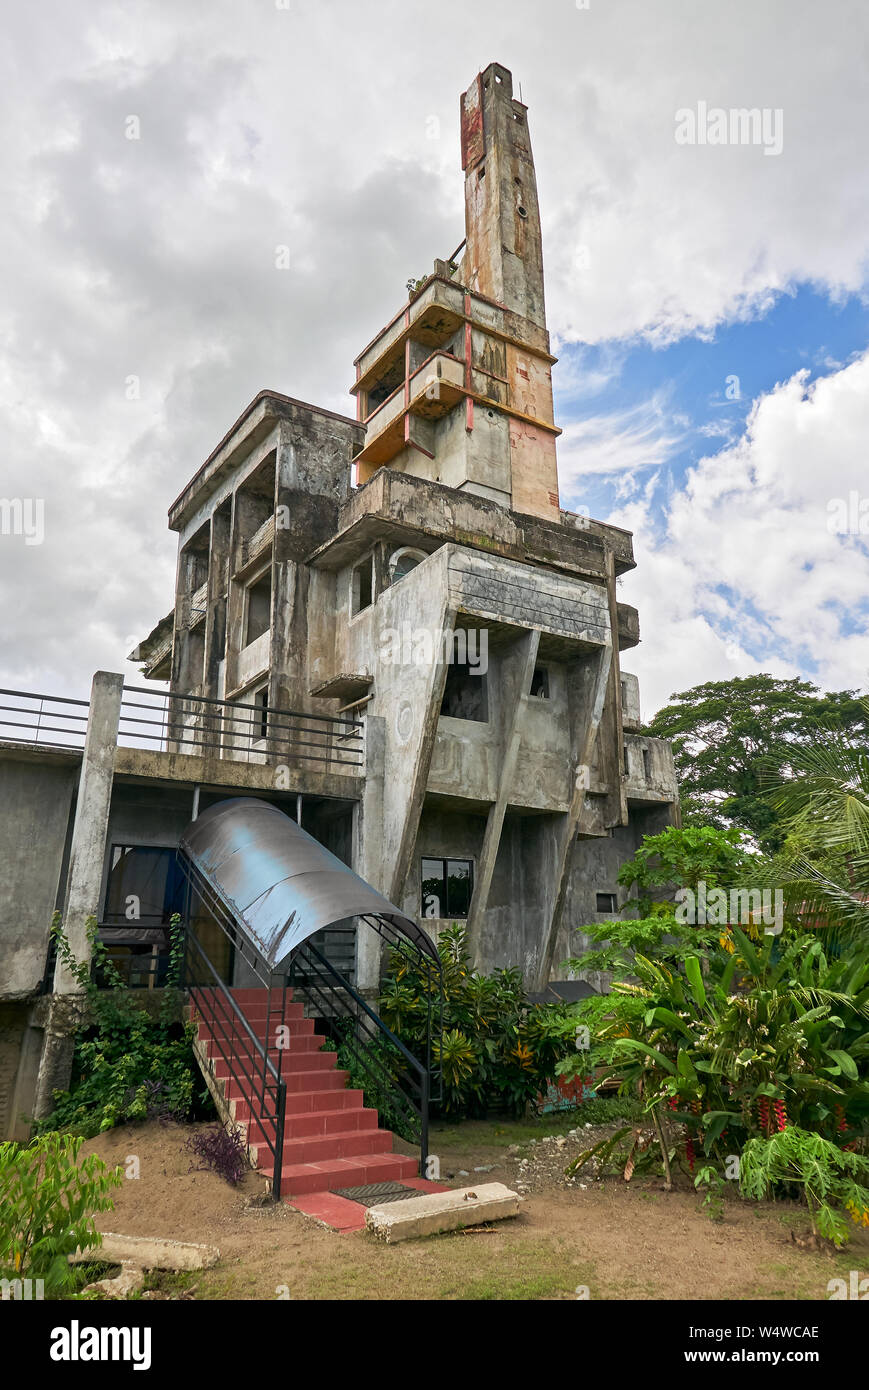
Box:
[179,796,438,970]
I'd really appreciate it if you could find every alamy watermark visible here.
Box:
[378,624,488,675]
[675,881,783,935]
[1,1277,44,1300]
[827,1271,869,1300]
[0,498,44,546]
[675,102,784,156]
[827,491,869,535]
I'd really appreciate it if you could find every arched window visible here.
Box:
[388,547,428,585]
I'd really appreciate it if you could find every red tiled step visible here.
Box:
[245,1107,379,1145]
[228,987,295,1005]
[254,1128,394,1167]
[204,1034,324,1066]
[222,1068,351,1099]
[197,1005,308,1027]
[198,1016,316,1041]
[230,1088,365,1122]
[210,1051,335,1083]
[283,1128,395,1164]
[279,1152,419,1198]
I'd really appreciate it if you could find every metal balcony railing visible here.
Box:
[0,687,90,750]
[119,684,364,771]
[0,683,365,773]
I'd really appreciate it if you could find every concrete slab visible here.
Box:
[364,1182,522,1243]
[71,1233,220,1270]
[286,1177,451,1233]
[83,1264,146,1298]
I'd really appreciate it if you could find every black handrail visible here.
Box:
[179,864,288,1198]
[184,932,286,1198]
[178,849,442,1184]
[289,940,434,1174]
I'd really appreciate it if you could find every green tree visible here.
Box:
[766,697,869,947]
[647,675,868,851]
[0,1133,122,1293]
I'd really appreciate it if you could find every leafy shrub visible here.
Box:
[37,913,212,1138]
[557,821,869,1238]
[379,925,580,1118]
[740,1127,869,1246]
[330,1018,420,1142]
[0,1133,122,1294]
[184,1124,248,1186]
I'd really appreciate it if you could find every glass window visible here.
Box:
[421,857,473,919]
[596,892,618,914]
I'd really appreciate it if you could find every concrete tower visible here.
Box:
[351,61,561,523]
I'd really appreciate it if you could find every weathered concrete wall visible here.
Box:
[0,748,78,997]
[0,1003,40,1139]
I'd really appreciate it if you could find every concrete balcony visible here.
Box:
[355,353,466,468]
[624,733,678,804]
[237,513,275,576]
[353,277,467,399]
[616,602,640,650]
[307,469,634,583]
[188,581,208,628]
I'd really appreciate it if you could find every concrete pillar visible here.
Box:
[466,629,539,965]
[32,671,122,1118]
[56,671,123,989]
[534,643,613,990]
[355,714,386,998]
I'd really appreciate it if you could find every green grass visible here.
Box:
[429,1097,641,1151]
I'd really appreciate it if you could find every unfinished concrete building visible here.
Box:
[131,60,678,989]
[0,63,677,1150]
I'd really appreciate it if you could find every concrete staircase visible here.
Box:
[192,985,419,1199]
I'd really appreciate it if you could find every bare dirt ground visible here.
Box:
[81,1117,869,1301]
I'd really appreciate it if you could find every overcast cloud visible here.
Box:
[1,0,867,712]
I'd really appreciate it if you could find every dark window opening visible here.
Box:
[351,557,373,614]
[367,380,393,412]
[517,204,528,219]
[624,745,630,775]
[478,164,486,181]
[245,571,271,646]
[256,686,268,741]
[596,892,618,914]
[642,748,651,780]
[103,845,187,926]
[530,666,549,699]
[441,662,488,721]
[421,857,473,919]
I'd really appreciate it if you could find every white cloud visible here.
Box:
[617,355,869,717]
[0,0,868,697]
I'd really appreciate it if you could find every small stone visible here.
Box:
[458,1169,469,1177]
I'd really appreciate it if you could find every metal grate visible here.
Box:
[330,1181,421,1207]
